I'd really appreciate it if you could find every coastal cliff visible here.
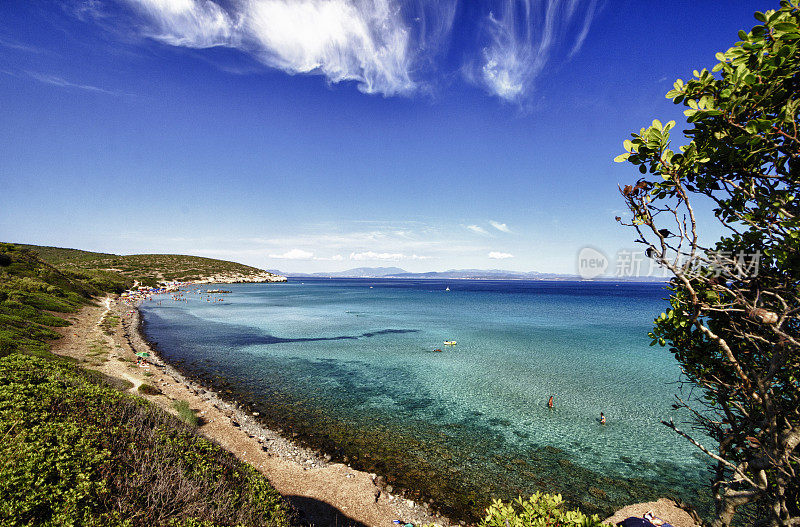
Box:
[195,271,287,284]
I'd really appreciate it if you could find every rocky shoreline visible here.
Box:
[120,296,450,527]
[123,304,329,469]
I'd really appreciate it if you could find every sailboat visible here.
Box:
[445,286,450,291]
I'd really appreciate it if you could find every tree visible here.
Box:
[614,2,799,526]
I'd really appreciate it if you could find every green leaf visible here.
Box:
[773,22,796,31]
[754,11,767,22]
[614,153,630,163]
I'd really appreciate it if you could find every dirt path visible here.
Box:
[52,297,451,527]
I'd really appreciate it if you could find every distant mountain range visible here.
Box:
[287,267,408,278]
[284,267,667,281]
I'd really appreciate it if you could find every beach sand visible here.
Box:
[52,295,699,527]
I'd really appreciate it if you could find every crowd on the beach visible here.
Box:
[120,282,231,308]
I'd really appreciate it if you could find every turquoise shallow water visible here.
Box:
[140,279,712,519]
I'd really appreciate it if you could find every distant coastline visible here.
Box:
[284,270,669,282]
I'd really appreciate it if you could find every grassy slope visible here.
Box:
[0,243,105,357]
[0,354,290,527]
[0,243,293,526]
[17,243,277,285]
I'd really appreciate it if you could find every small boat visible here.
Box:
[444,340,457,346]
[445,286,450,291]
[433,348,443,353]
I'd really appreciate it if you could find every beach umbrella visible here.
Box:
[136,352,150,358]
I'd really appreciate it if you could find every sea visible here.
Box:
[139,278,713,521]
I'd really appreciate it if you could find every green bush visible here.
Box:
[138,383,162,396]
[480,493,609,527]
[173,399,200,427]
[0,354,292,526]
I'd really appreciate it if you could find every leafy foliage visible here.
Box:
[138,383,163,396]
[479,493,608,527]
[0,354,292,527]
[173,399,200,427]
[616,2,800,526]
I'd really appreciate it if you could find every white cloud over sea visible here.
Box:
[489,220,511,233]
[269,248,315,259]
[466,224,489,235]
[350,251,430,261]
[488,251,514,259]
[94,0,599,100]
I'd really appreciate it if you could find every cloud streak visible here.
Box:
[466,224,489,235]
[350,251,429,261]
[123,0,457,96]
[488,251,514,259]
[489,220,511,233]
[27,71,121,95]
[108,0,596,100]
[269,248,315,259]
[471,0,601,101]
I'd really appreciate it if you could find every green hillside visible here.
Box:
[17,244,280,285]
[0,244,294,525]
[0,243,104,357]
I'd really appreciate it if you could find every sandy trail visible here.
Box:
[52,297,451,527]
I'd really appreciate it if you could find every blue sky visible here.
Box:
[0,0,766,273]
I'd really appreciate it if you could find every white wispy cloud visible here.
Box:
[349,251,430,261]
[123,0,457,96]
[471,0,601,102]
[67,0,601,101]
[269,248,315,259]
[489,220,511,233]
[0,36,46,54]
[567,0,599,58]
[488,251,514,259]
[466,224,489,235]
[27,71,120,95]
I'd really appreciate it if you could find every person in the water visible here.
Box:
[600,412,606,425]
[548,395,554,409]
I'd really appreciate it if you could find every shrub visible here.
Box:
[480,493,608,527]
[0,354,292,526]
[100,313,119,336]
[173,399,200,427]
[138,383,162,396]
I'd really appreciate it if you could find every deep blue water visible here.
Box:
[140,279,711,519]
